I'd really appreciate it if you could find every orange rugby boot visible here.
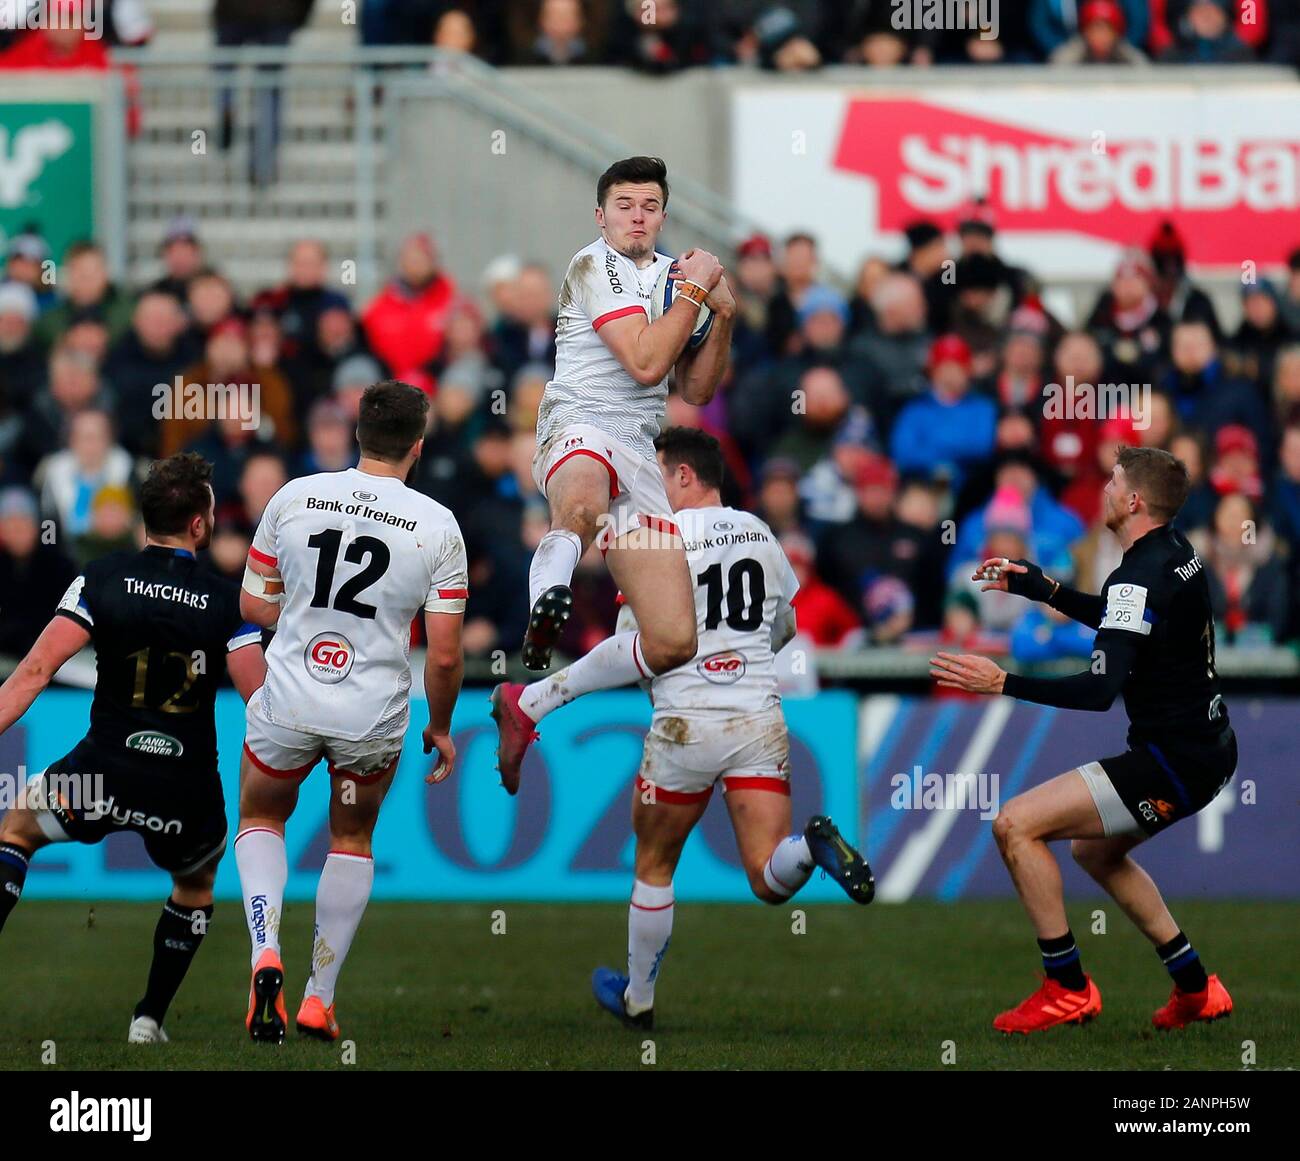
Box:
[993,975,1102,1035]
[246,948,288,1045]
[1152,974,1232,1030]
[296,994,340,1042]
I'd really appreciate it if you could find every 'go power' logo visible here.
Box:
[304,632,354,684]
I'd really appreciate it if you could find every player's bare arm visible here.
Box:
[240,551,284,628]
[226,641,267,704]
[0,616,90,735]
[423,609,464,784]
[598,247,723,386]
[673,272,736,406]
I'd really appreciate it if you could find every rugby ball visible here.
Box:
[652,261,714,350]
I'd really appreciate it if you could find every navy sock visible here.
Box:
[1037,930,1087,991]
[0,842,31,933]
[1157,931,1208,993]
[135,899,214,1025]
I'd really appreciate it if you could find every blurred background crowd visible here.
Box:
[4,1,1300,71]
[1,0,1299,682]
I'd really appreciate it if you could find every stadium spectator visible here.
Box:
[150,216,206,303]
[889,334,997,491]
[0,22,112,71]
[18,346,114,477]
[748,4,823,70]
[951,485,1039,631]
[1160,320,1270,458]
[510,0,605,65]
[1267,0,1300,62]
[899,220,950,333]
[1085,248,1170,382]
[249,240,351,360]
[1139,389,1179,450]
[846,255,890,337]
[783,531,863,647]
[160,317,297,457]
[0,281,45,412]
[1192,491,1290,643]
[362,232,458,388]
[755,457,804,536]
[1157,0,1257,60]
[36,242,134,348]
[1010,595,1097,664]
[0,486,77,660]
[991,307,1050,411]
[919,593,1006,701]
[34,407,133,545]
[610,0,716,71]
[732,233,780,372]
[1226,280,1290,392]
[1030,0,1150,57]
[186,270,238,338]
[955,201,1031,304]
[849,272,930,425]
[765,232,821,358]
[297,398,358,476]
[432,298,504,406]
[1149,221,1223,339]
[1039,331,1104,487]
[1060,414,1137,524]
[1208,424,1265,501]
[1151,0,1267,56]
[953,448,1084,577]
[215,0,317,185]
[490,262,556,386]
[103,291,196,452]
[330,353,384,423]
[282,306,374,417]
[1169,429,1218,531]
[840,0,920,65]
[75,483,138,564]
[4,231,55,313]
[1050,0,1149,62]
[950,253,1015,378]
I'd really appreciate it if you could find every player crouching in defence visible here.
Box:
[493,157,734,792]
[931,447,1236,1034]
[500,429,872,1029]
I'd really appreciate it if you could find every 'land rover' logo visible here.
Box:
[125,731,184,758]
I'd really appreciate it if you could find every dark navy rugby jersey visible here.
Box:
[54,545,262,769]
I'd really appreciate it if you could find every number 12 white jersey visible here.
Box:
[649,506,799,717]
[249,467,468,742]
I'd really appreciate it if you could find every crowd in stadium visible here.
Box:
[2,202,1299,671]
[2,2,1299,69]
[2,0,1300,675]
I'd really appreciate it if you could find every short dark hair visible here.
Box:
[357,380,429,462]
[139,452,213,536]
[597,156,669,209]
[655,426,724,491]
[1117,445,1190,522]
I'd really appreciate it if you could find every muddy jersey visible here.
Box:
[650,506,799,717]
[537,236,674,461]
[249,467,467,742]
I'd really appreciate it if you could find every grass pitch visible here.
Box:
[2,900,1295,1070]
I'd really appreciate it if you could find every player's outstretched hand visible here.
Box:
[423,727,456,784]
[675,248,723,291]
[972,557,1028,593]
[929,651,1007,695]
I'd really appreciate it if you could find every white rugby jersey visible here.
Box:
[649,506,800,717]
[536,236,674,462]
[249,467,468,741]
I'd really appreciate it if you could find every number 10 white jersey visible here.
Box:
[649,506,799,717]
[249,467,468,742]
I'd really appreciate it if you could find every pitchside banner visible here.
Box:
[0,101,96,261]
[732,85,1300,279]
[3,691,1294,900]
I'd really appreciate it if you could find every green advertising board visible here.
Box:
[0,101,95,263]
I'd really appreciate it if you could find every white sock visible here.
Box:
[303,851,375,1008]
[528,529,582,607]
[519,631,650,723]
[626,879,673,1013]
[763,835,814,898]
[234,827,286,967]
